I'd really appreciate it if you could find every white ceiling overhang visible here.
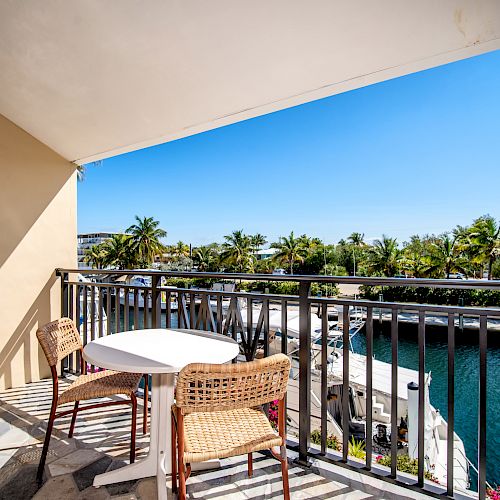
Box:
[0,1,499,164]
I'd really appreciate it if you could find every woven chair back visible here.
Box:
[36,318,83,367]
[176,353,290,415]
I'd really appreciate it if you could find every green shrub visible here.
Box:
[359,285,500,307]
[310,430,341,451]
[376,454,439,483]
[348,437,366,459]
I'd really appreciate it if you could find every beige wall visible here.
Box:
[0,114,76,389]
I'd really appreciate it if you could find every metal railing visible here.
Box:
[57,269,500,499]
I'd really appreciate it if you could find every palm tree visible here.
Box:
[220,230,255,272]
[102,234,135,269]
[367,235,401,276]
[467,215,500,279]
[428,233,466,278]
[76,160,102,181]
[347,232,365,247]
[271,231,308,275]
[172,241,190,259]
[84,243,107,269]
[193,246,218,272]
[250,234,267,253]
[126,216,167,267]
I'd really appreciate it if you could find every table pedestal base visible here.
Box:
[93,373,174,500]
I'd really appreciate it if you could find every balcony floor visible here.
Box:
[0,377,432,499]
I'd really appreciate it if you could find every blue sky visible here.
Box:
[78,50,500,246]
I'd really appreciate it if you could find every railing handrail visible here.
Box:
[56,268,500,290]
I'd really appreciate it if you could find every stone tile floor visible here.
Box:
[0,377,434,499]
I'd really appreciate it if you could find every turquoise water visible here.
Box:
[109,307,499,490]
[351,325,499,490]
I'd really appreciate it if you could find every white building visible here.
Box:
[77,232,120,267]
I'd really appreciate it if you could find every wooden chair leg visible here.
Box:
[68,401,79,438]
[280,452,290,500]
[177,412,186,500]
[142,374,148,434]
[130,393,137,464]
[171,415,178,494]
[248,453,253,477]
[37,408,56,484]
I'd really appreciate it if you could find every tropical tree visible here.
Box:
[467,215,500,280]
[367,235,401,276]
[401,235,433,278]
[250,233,267,253]
[193,245,218,272]
[220,230,255,272]
[102,234,135,269]
[171,241,190,259]
[347,232,366,247]
[126,216,167,267]
[271,231,309,275]
[84,243,107,269]
[427,233,467,278]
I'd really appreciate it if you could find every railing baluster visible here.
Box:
[124,286,129,331]
[390,307,398,478]
[189,291,196,329]
[478,315,487,500]
[83,285,88,343]
[75,284,81,373]
[90,286,96,343]
[281,299,287,355]
[321,302,328,455]
[447,312,455,496]
[298,280,311,466]
[179,291,185,328]
[115,287,120,333]
[166,290,171,328]
[98,287,104,340]
[246,296,253,357]
[365,307,373,469]
[342,304,350,462]
[281,298,288,436]
[68,284,75,371]
[263,298,269,358]
[134,288,139,330]
[151,274,160,328]
[418,310,426,487]
[216,294,222,334]
[106,285,111,336]
[143,289,149,328]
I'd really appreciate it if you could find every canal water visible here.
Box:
[109,308,498,490]
[351,324,499,491]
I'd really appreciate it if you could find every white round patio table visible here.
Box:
[83,328,239,500]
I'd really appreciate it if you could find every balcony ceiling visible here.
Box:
[0,1,499,164]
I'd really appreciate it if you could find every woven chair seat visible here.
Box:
[174,405,283,463]
[58,370,142,406]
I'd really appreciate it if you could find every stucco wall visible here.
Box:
[0,114,76,389]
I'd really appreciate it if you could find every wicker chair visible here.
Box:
[171,353,291,500]
[35,318,144,483]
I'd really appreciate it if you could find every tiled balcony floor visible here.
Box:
[0,377,431,499]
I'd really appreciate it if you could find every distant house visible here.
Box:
[254,248,278,261]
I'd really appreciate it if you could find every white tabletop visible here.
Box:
[83,328,239,373]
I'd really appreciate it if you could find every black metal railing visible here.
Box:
[57,269,500,499]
